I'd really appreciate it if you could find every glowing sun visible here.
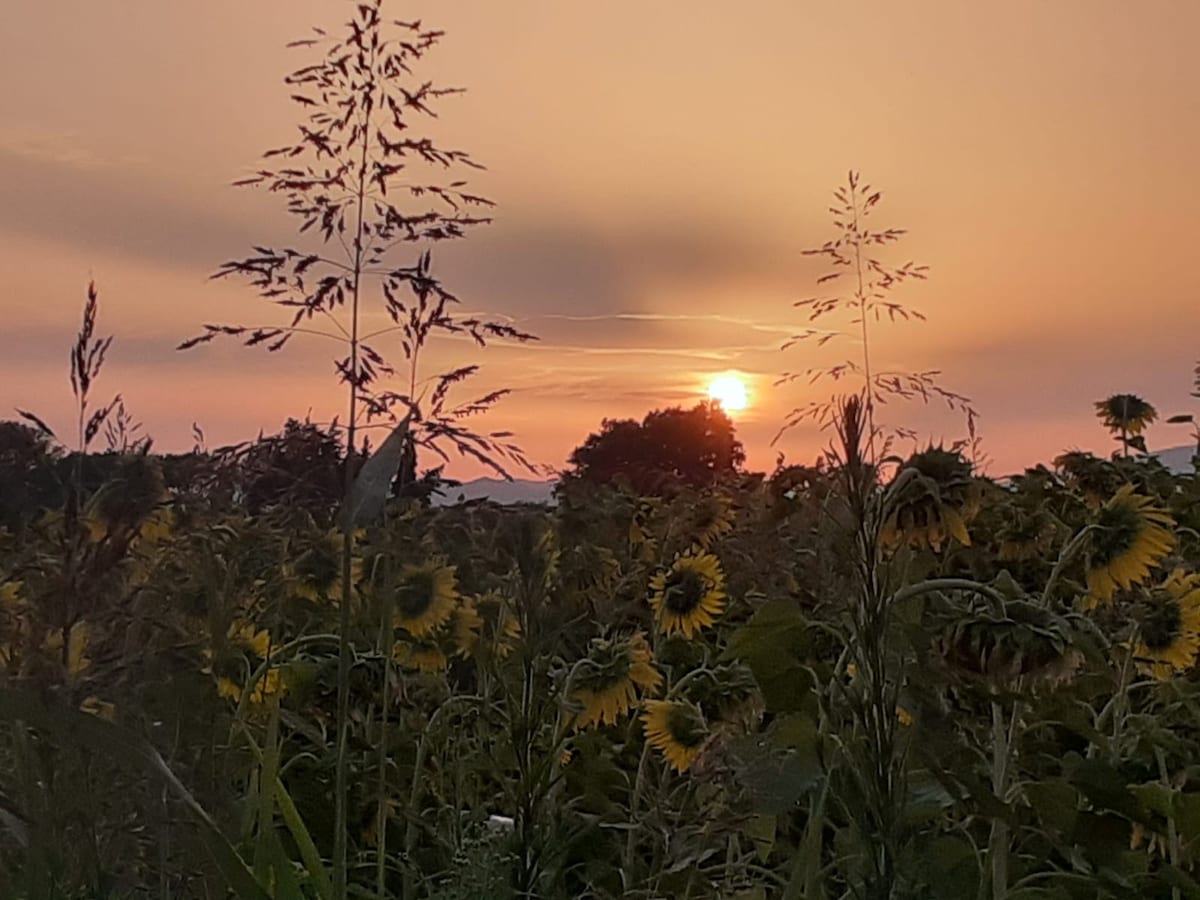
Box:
[707,375,748,411]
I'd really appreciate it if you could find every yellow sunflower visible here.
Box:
[881,446,978,551]
[215,667,286,705]
[649,550,726,639]
[394,638,448,674]
[451,598,483,657]
[1095,394,1157,436]
[689,492,734,549]
[285,532,362,603]
[393,561,458,637]
[642,700,708,773]
[1131,569,1200,680]
[1085,486,1175,605]
[228,621,273,659]
[573,632,662,730]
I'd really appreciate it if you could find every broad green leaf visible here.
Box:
[343,412,414,527]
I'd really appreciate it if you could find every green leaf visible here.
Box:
[746,815,777,863]
[343,412,414,527]
[725,600,814,713]
[729,717,822,815]
[0,687,270,900]
[1067,756,1140,820]
[1175,793,1200,847]
[1025,781,1080,835]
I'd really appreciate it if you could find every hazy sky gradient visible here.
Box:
[3,1,1198,476]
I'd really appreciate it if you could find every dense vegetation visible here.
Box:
[5,389,1200,898]
[5,2,1200,899]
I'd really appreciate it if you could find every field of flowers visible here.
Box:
[4,397,1200,898]
[5,3,1200,898]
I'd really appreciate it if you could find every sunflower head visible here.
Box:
[767,464,826,518]
[1095,393,1158,436]
[642,699,708,773]
[1054,450,1121,506]
[228,621,273,660]
[451,597,483,657]
[89,454,167,537]
[938,600,1081,686]
[572,632,662,729]
[393,561,458,637]
[680,663,760,726]
[286,532,360,603]
[997,509,1058,562]
[1085,486,1175,605]
[687,492,734,549]
[1132,570,1200,680]
[882,446,978,551]
[394,638,448,674]
[649,550,726,639]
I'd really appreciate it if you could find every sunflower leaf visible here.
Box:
[343,410,415,527]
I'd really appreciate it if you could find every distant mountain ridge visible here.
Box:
[431,477,557,507]
[1153,444,1198,474]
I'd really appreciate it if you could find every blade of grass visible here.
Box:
[0,688,270,900]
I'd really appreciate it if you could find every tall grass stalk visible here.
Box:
[182,3,534,893]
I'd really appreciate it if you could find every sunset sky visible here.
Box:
[3,1,1198,478]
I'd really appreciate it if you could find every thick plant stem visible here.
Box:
[376,588,395,899]
[333,54,375,900]
[987,701,1010,900]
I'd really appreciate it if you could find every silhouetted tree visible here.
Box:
[565,401,745,495]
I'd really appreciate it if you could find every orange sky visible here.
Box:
[3,0,1198,478]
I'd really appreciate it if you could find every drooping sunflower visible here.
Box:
[642,699,708,773]
[572,632,662,729]
[451,597,483,658]
[1085,485,1175,605]
[228,621,273,659]
[1054,450,1120,507]
[394,638,448,674]
[881,446,979,551]
[649,550,726,638]
[688,492,734,549]
[938,599,1081,686]
[392,561,458,637]
[1131,569,1200,680]
[1095,394,1157,436]
[285,532,362,603]
[205,621,281,704]
[997,508,1058,562]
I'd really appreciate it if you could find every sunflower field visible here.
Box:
[6,3,1200,899]
[4,398,1200,899]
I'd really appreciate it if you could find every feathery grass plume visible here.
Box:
[177,5,537,889]
[777,172,976,464]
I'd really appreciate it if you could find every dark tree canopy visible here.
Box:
[565,401,745,495]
